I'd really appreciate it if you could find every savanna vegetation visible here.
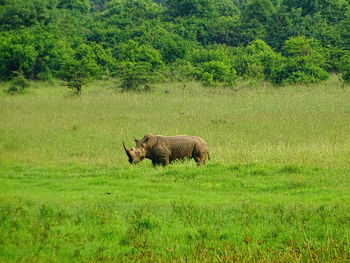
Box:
[1,78,350,261]
[1,0,350,262]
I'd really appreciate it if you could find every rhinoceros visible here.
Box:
[123,134,209,166]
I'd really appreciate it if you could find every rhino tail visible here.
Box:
[207,152,210,161]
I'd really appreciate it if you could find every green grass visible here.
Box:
[1,77,350,261]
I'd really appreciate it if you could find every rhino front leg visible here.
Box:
[157,156,169,166]
[194,157,205,166]
[193,152,208,166]
[152,159,157,166]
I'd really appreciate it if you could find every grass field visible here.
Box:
[1,78,350,262]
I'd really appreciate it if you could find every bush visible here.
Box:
[189,46,230,64]
[230,40,284,82]
[115,41,165,91]
[4,73,30,95]
[186,45,237,87]
[197,60,237,86]
[266,36,330,85]
[118,61,154,92]
[269,57,329,85]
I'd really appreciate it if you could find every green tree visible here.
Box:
[340,9,350,50]
[241,0,275,43]
[115,40,165,91]
[269,36,329,84]
[0,0,53,30]
[57,42,108,94]
[166,0,217,18]
[0,30,37,79]
[207,15,242,46]
[57,0,90,13]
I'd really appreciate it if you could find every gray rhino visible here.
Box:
[123,134,209,166]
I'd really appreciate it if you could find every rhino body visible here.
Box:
[123,134,209,166]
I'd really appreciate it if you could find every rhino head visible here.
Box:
[123,137,148,164]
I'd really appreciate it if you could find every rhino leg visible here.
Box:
[192,144,208,166]
[151,156,169,166]
[152,159,157,166]
[158,156,169,166]
[193,154,206,166]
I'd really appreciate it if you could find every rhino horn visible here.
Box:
[123,142,132,158]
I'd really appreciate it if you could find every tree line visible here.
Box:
[1,0,349,93]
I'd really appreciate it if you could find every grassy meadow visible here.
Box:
[1,77,350,262]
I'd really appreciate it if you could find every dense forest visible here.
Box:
[1,0,350,92]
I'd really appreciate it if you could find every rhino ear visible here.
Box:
[140,136,149,147]
[134,137,139,143]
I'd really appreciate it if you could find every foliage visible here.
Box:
[0,0,53,30]
[57,0,91,13]
[197,61,237,87]
[57,42,110,94]
[3,72,30,94]
[165,0,217,18]
[184,45,238,86]
[0,0,349,87]
[269,57,329,85]
[266,36,329,85]
[117,61,154,92]
[240,0,275,43]
[0,30,37,80]
[340,54,350,83]
[115,40,164,91]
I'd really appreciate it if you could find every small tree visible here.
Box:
[57,43,104,94]
[58,57,86,94]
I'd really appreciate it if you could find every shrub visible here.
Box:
[118,61,154,92]
[197,60,237,86]
[115,41,165,91]
[187,45,237,87]
[4,72,30,95]
[266,36,330,85]
[189,46,230,64]
[269,57,329,85]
